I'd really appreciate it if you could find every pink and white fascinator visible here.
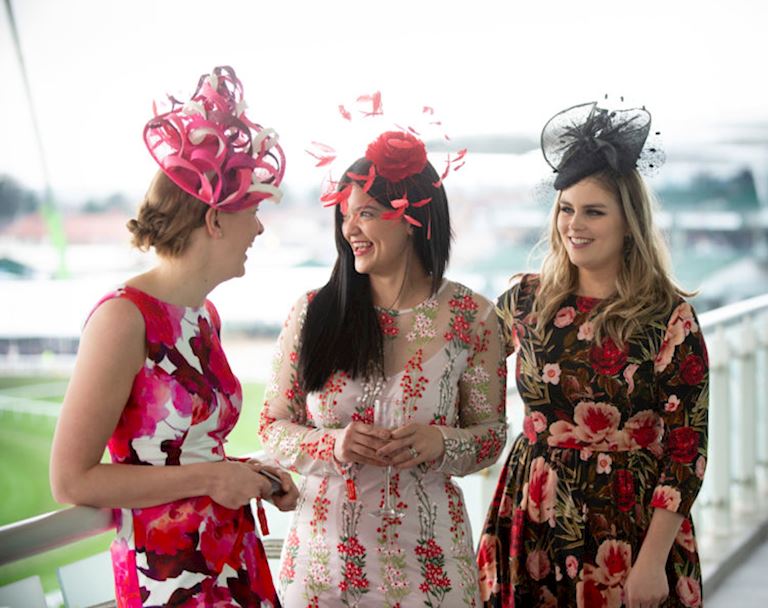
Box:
[144,66,285,211]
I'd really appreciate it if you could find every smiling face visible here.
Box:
[341,185,413,279]
[216,204,264,278]
[556,176,628,284]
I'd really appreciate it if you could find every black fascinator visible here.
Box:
[541,101,664,190]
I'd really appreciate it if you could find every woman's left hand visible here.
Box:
[376,423,445,469]
[623,557,669,608]
[249,462,300,512]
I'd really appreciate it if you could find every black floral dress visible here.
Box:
[477,274,708,608]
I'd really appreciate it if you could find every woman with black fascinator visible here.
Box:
[260,129,507,606]
[477,102,708,607]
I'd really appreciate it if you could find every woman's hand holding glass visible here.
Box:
[377,423,445,469]
[333,421,392,466]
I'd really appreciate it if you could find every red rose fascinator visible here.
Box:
[144,66,285,211]
[307,93,466,236]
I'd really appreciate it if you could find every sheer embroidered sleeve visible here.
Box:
[259,293,344,476]
[435,297,508,476]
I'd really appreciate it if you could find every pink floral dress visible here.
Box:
[478,274,708,607]
[95,286,279,607]
[260,281,507,607]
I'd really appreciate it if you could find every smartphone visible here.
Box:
[258,468,285,496]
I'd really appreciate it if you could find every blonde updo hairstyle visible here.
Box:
[127,170,209,257]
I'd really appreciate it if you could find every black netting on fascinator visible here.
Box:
[541,101,664,190]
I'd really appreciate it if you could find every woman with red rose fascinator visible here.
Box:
[50,66,297,607]
[259,128,508,606]
[477,101,709,608]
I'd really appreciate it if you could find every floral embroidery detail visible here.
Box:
[444,293,479,346]
[338,501,370,605]
[445,482,478,607]
[400,348,428,418]
[415,478,452,607]
[376,471,410,607]
[406,297,438,343]
[304,477,332,602]
[378,309,400,337]
[280,527,300,587]
[316,371,348,426]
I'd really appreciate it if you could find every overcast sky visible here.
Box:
[2,0,767,202]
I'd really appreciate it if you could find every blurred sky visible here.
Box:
[2,0,767,203]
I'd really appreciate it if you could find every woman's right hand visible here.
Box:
[333,421,392,466]
[207,460,275,509]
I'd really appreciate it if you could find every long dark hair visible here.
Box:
[299,158,452,392]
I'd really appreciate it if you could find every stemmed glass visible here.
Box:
[371,398,405,520]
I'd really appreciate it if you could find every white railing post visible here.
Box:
[702,324,731,535]
[756,312,768,504]
[733,316,758,512]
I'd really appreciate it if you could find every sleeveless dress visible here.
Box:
[260,280,508,607]
[478,274,709,607]
[94,286,280,607]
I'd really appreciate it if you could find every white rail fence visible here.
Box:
[2,293,768,600]
[692,293,768,589]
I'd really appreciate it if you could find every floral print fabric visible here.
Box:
[478,274,708,607]
[260,281,507,607]
[97,286,279,607]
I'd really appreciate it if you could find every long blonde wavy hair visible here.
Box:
[532,169,693,345]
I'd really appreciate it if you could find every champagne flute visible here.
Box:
[371,398,405,520]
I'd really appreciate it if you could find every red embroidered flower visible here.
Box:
[679,354,706,385]
[589,337,628,376]
[668,427,699,463]
[365,131,428,182]
[613,469,636,512]
[378,310,400,337]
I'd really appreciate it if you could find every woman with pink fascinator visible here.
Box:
[50,66,297,607]
[260,124,508,607]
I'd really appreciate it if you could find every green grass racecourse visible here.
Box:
[0,376,266,594]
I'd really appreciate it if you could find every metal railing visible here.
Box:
[2,293,768,593]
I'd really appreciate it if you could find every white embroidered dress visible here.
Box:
[260,281,507,608]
